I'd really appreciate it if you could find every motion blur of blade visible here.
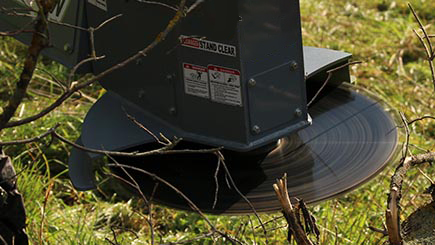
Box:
[110,85,398,215]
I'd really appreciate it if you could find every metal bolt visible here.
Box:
[248,78,256,87]
[138,89,145,98]
[290,61,298,71]
[294,108,303,117]
[169,107,177,115]
[63,43,72,53]
[252,125,261,134]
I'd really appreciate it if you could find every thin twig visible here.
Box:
[187,0,204,13]
[105,153,155,245]
[0,0,58,130]
[107,163,243,245]
[124,112,168,145]
[52,131,222,157]
[0,124,59,146]
[217,152,269,244]
[409,3,435,89]
[4,0,190,128]
[212,157,221,210]
[136,0,178,12]
[38,180,54,245]
[307,61,362,107]
[407,115,435,125]
[368,226,388,236]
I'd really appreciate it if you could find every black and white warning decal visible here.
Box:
[208,65,242,106]
[183,63,210,99]
[180,36,237,57]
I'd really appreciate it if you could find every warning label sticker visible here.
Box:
[208,65,242,106]
[183,63,210,99]
[180,36,237,57]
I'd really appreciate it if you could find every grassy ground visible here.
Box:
[1,0,435,244]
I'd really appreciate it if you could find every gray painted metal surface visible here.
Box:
[69,46,352,190]
[84,0,311,151]
[68,138,96,190]
[0,0,331,151]
[0,0,90,69]
[0,0,355,190]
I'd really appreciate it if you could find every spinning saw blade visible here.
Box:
[110,85,398,215]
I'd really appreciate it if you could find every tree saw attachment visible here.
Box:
[0,0,398,214]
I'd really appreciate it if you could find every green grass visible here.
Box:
[2,0,435,244]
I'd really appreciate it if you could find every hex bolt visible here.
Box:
[138,89,145,98]
[252,125,261,134]
[290,61,298,71]
[294,108,303,117]
[166,74,174,80]
[63,43,72,53]
[169,107,177,115]
[248,78,256,87]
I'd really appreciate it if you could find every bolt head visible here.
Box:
[248,78,256,87]
[294,108,303,117]
[252,125,261,134]
[63,43,72,53]
[138,90,145,98]
[169,107,177,115]
[290,61,298,71]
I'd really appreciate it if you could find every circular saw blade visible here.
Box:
[110,85,398,215]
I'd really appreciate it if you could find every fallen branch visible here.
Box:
[273,174,314,245]
[386,152,435,245]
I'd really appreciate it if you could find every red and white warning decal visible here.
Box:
[180,36,237,57]
[208,65,242,106]
[183,63,210,99]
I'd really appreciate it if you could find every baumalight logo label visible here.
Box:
[180,36,237,57]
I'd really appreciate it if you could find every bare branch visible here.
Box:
[4,0,190,129]
[52,131,222,157]
[0,1,58,130]
[409,3,435,89]
[136,0,178,12]
[0,124,59,146]
[407,115,435,126]
[124,112,169,146]
[307,61,362,107]
[273,174,313,245]
[217,152,269,244]
[386,151,435,245]
[408,3,434,59]
[107,163,243,245]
